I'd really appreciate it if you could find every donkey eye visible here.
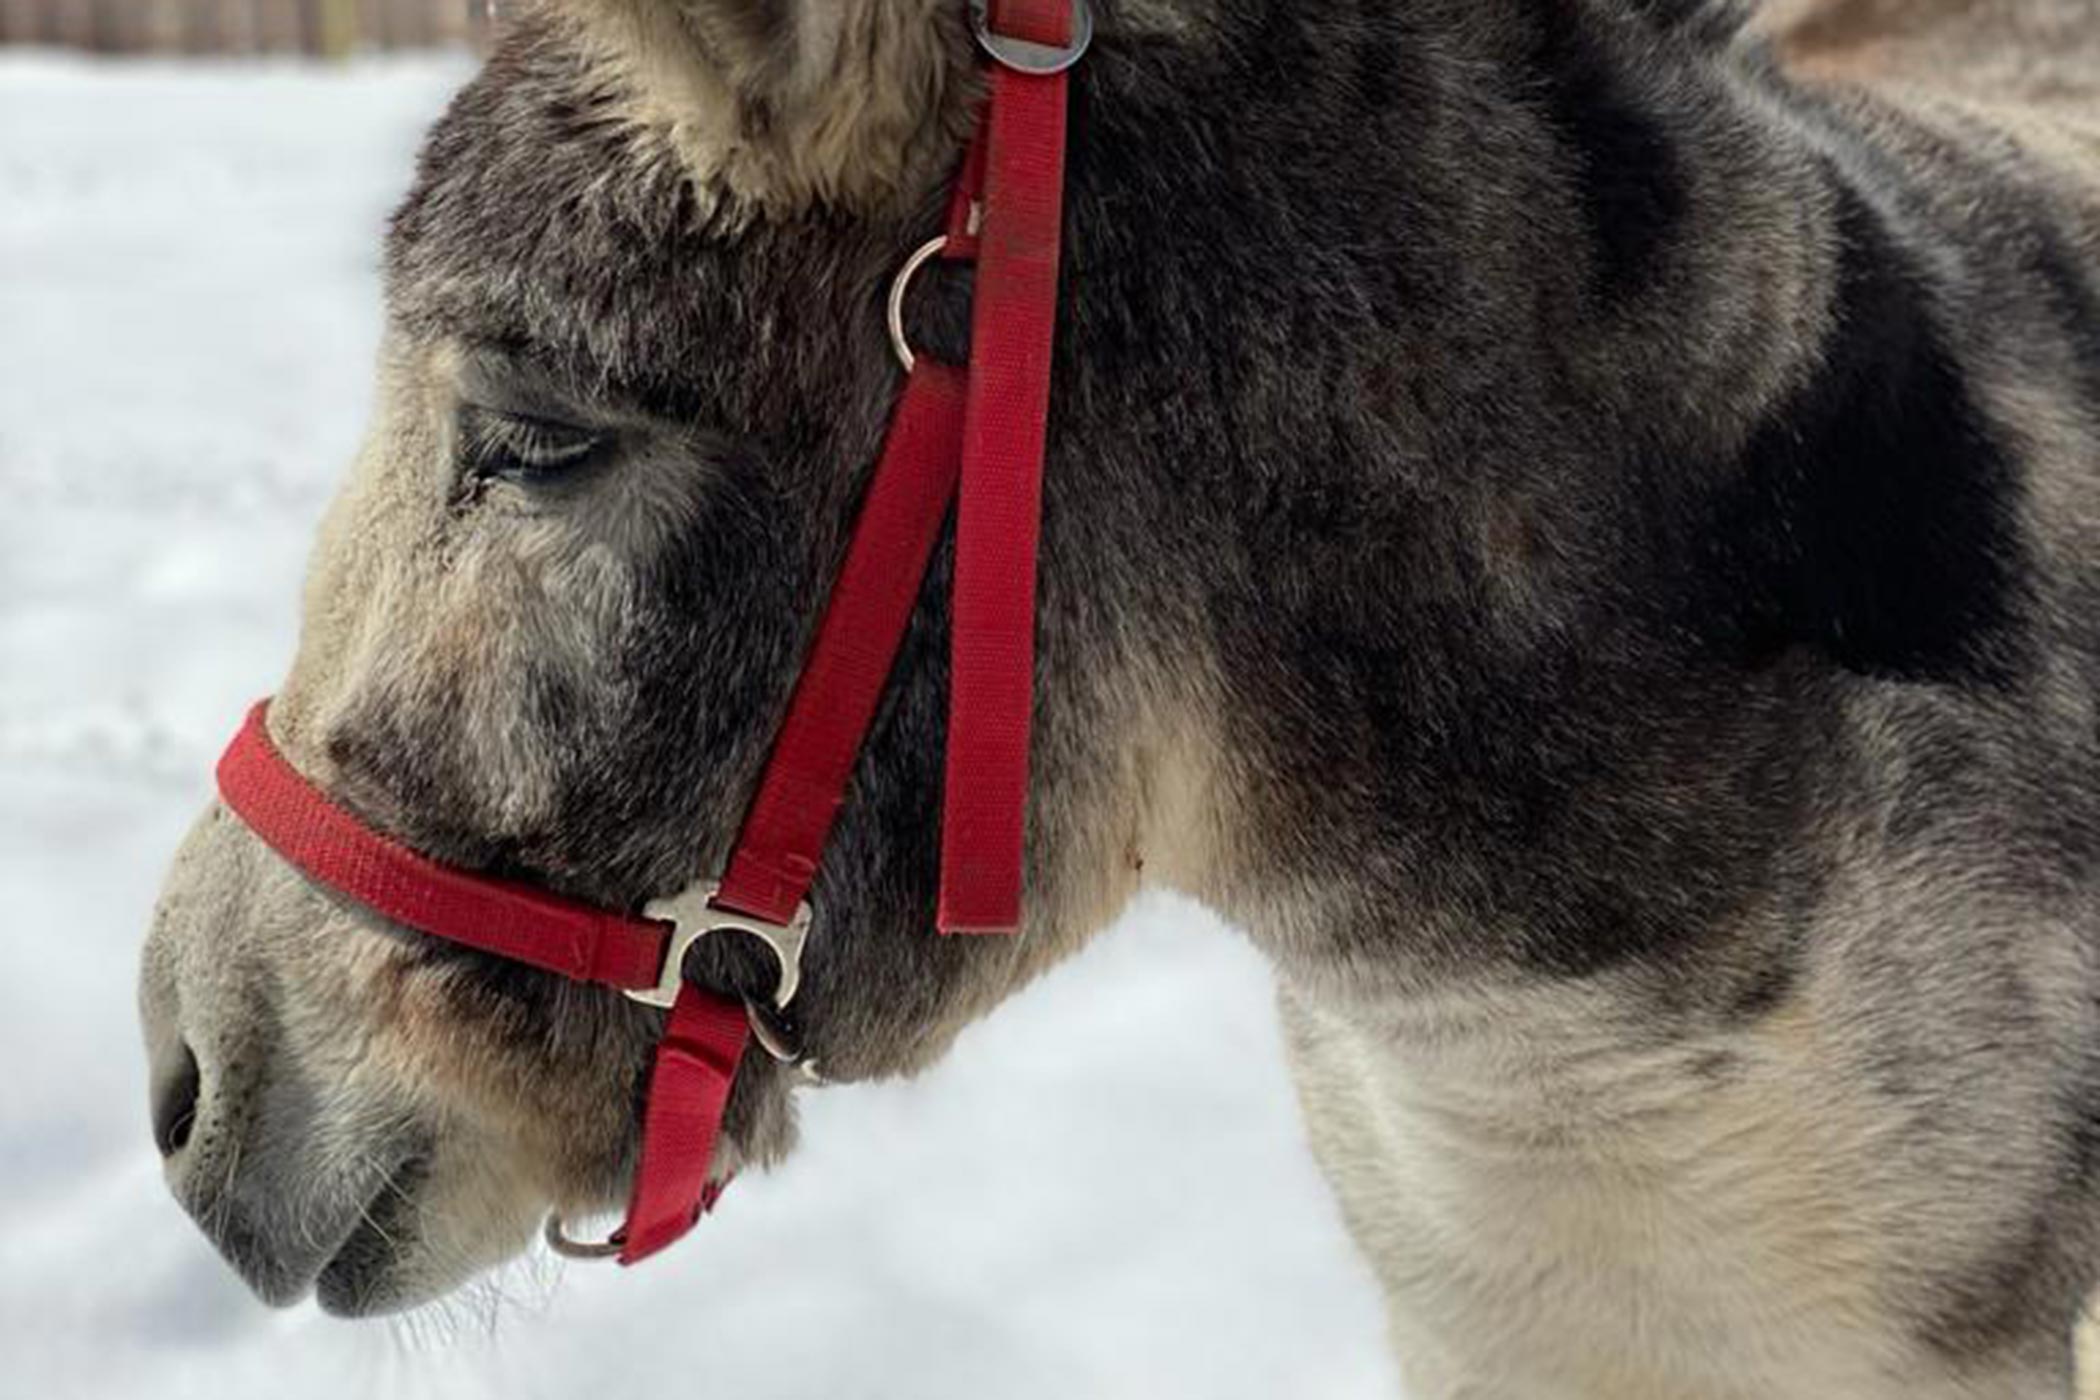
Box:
[457,404,607,483]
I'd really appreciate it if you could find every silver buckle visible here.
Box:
[630,879,811,1015]
[971,0,1092,75]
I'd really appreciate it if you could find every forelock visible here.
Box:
[383,11,933,428]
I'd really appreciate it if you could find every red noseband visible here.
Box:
[213,0,1081,1267]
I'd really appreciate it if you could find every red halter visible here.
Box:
[213,0,1082,1267]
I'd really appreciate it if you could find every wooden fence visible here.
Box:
[0,0,493,55]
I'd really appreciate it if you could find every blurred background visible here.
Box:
[0,5,1396,1399]
[0,0,490,56]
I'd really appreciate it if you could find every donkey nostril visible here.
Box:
[153,1041,201,1158]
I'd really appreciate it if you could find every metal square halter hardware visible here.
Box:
[633,880,812,1015]
[970,0,1093,74]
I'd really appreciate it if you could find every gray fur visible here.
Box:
[138,0,2100,1391]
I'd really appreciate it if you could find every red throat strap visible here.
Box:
[616,988,748,1263]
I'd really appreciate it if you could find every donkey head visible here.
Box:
[139,0,1197,1315]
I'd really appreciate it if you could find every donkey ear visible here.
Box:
[567,0,972,211]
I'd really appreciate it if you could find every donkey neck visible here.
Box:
[1052,1,1847,968]
[1047,0,2043,1063]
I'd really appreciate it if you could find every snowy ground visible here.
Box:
[0,53,1397,1399]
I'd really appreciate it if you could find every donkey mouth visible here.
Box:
[313,1154,431,1318]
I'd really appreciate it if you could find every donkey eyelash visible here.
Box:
[456,404,607,483]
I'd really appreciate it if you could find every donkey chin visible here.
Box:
[142,803,770,1315]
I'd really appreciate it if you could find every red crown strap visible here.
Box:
[989,0,1072,44]
[939,0,1074,934]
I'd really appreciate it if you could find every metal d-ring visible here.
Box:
[545,1213,624,1261]
[970,0,1093,75]
[887,234,948,373]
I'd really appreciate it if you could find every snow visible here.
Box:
[0,51,1397,1399]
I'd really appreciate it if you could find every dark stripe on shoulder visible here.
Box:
[1713,179,2030,684]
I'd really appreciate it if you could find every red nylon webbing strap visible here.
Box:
[989,0,1072,44]
[938,0,1073,934]
[216,703,669,990]
[215,701,751,1265]
[616,986,748,1263]
[715,362,969,926]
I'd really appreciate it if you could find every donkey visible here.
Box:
[139,0,2100,1394]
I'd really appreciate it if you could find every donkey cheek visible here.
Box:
[372,980,635,1150]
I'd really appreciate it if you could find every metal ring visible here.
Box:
[886,234,948,373]
[545,1213,623,1261]
[971,0,1093,75]
[745,998,806,1064]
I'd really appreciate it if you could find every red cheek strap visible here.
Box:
[212,357,972,1267]
[213,355,974,1267]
